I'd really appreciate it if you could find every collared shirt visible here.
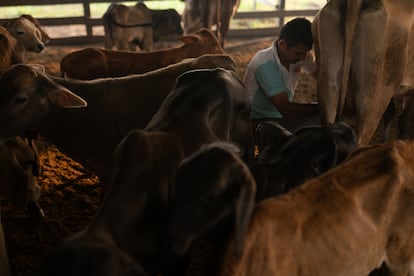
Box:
[243,41,315,119]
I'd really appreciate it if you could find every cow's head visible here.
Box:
[5,16,47,53]
[177,28,224,55]
[0,64,87,145]
[0,137,44,219]
[160,142,256,260]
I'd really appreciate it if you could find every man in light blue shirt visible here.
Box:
[244,18,319,134]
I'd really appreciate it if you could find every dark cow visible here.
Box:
[0,136,44,276]
[253,121,293,162]
[145,68,254,163]
[102,2,183,51]
[182,0,240,46]
[251,122,357,201]
[160,142,256,273]
[36,69,254,275]
[0,55,236,194]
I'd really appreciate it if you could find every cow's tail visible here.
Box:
[102,3,116,49]
[337,0,364,120]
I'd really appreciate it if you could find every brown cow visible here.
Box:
[313,0,414,146]
[0,136,44,276]
[19,14,50,44]
[40,68,253,275]
[102,2,183,51]
[5,15,48,53]
[182,0,241,46]
[0,26,24,74]
[60,28,224,80]
[213,140,414,276]
[0,55,237,194]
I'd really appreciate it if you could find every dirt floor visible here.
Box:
[0,36,395,276]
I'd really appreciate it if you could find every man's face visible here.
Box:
[279,40,311,64]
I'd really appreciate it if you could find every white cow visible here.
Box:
[313,0,414,145]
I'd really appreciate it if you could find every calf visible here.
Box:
[161,142,256,273]
[0,137,43,218]
[0,15,49,74]
[0,136,44,276]
[60,28,224,80]
[0,26,24,74]
[145,68,254,162]
[102,2,183,51]
[36,130,183,276]
[37,68,254,276]
[216,140,414,276]
[0,54,237,194]
[5,15,48,53]
[253,121,293,162]
[251,122,357,201]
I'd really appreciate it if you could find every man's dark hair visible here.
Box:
[278,18,313,49]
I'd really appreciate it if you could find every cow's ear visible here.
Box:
[47,88,88,108]
[177,34,199,44]
[30,64,46,73]
[38,74,87,108]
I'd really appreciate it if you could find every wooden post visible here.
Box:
[82,0,92,39]
[216,0,222,43]
[279,0,286,27]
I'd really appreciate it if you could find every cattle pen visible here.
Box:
[0,0,321,45]
[0,1,403,276]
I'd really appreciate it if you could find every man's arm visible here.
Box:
[270,92,319,119]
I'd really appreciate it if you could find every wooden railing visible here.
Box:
[0,0,320,45]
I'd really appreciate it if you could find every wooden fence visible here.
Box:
[0,0,320,45]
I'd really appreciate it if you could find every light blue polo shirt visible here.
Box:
[243,41,305,119]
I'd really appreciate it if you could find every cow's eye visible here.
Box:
[14,97,27,104]
[17,30,25,35]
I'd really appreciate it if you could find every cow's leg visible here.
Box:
[386,237,414,276]
[128,41,137,51]
[312,2,344,125]
[140,31,153,52]
[380,99,396,142]
[104,33,114,49]
[0,218,10,276]
[352,4,409,145]
[116,39,129,51]
[398,93,414,139]
[219,14,230,47]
